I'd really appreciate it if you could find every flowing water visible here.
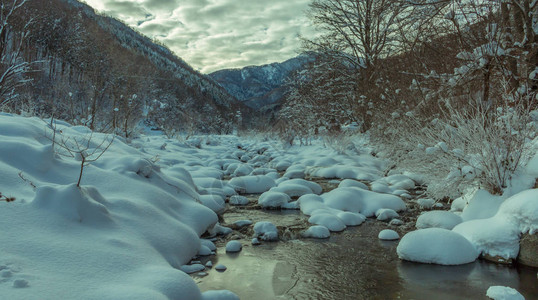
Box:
[194,207,538,300]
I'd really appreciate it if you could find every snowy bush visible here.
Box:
[375,97,536,199]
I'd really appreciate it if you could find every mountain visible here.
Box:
[4,0,248,134]
[209,54,314,110]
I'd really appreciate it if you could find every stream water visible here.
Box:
[194,207,538,300]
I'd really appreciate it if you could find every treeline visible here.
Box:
[0,0,247,137]
[278,0,537,198]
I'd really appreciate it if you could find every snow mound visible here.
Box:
[270,184,313,198]
[308,213,347,232]
[32,184,112,225]
[378,229,400,240]
[338,179,368,190]
[229,195,249,205]
[253,221,279,241]
[337,211,366,226]
[486,286,525,300]
[228,175,276,194]
[375,208,399,221]
[416,211,462,230]
[308,165,379,181]
[302,225,331,239]
[453,217,520,260]
[461,189,503,221]
[225,241,242,253]
[416,198,435,210]
[397,228,479,265]
[258,191,290,208]
[496,188,538,234]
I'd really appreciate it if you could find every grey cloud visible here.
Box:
[86,0,314,73]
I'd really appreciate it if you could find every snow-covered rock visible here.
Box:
[486,286,525,300]
[229,195,249,206]
[308,213,347,232]
[302,225,331,239]
[378,229,400,240]
[258,191,290,208]
[416,211,462,230]
[228,175,276,194]
[453,217,519,261]
[397,228,479,265]
[253,221,279,241]
[225,241,242,253]
[375,208,399,221]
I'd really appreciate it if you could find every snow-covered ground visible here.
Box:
[0,113,536,299]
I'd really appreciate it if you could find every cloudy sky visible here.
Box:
[84,0,315,73]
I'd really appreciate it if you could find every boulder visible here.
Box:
[517,233,538,267]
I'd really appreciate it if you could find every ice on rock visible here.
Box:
[202,289,240,300]
[375,208,399,221]
[228,175,276,194]
[486,286,525,300]
[302,225,331,239]
[338,179,369,190]
[225,241,242,253]
[258,191,290,208]
[378,229,400,240]
[253,221,279,241]
[416,211,462,230]
[397,228,479,265]
[308,213,346,232]
[229,195,249,206]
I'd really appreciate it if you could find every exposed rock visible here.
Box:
[481,254,514,265]
[517,233,538,267]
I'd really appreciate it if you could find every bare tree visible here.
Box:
[0,0,35,108]
[306,0,406,81]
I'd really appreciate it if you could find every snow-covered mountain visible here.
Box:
[210,54,315,110]
[6,0,248,133]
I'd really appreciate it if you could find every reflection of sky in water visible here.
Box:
[397,260,538,299]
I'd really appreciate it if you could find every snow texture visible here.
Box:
[378,229,400,240]
[397,228,479,265]
[416,211,463,230]
[486,286,525,300]
[302,225,331,239]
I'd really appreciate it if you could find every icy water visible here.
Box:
[195,210,538,300]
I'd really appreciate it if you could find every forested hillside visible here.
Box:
[0,0,248,136]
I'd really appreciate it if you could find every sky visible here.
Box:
[83,0,315,74]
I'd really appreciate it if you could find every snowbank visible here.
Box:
[0,114,226,299]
